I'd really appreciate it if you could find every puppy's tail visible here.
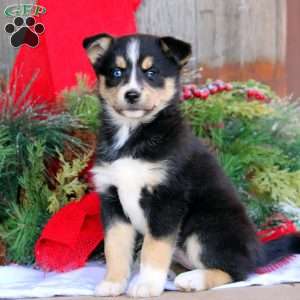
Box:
[256,233,300,268]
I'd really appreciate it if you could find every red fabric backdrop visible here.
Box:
[9,0,140,104]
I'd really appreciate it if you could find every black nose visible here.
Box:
[125,90,140,104]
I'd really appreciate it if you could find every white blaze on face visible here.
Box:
[126,38,141,92]
[117,38,144,118]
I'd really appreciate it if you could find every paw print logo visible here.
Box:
[5,16,45,48]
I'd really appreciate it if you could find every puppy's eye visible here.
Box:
[111,68,123,78]
[145,68,157,79]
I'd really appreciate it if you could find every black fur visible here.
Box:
[160,36,191,65]
[86,33,300,283]
[257,234,300,267]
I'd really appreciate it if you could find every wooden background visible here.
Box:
[136,0,288,95]
[0,0,299,96]
[137,0,286,67]
[0,0,22,76]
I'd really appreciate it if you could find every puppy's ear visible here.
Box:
[159,36,191,67]
[83,33,114,65]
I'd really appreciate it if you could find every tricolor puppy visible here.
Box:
[83,33,300,298]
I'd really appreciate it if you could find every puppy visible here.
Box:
[83,33,300,298]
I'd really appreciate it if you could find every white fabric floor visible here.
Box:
[1,255,300,298]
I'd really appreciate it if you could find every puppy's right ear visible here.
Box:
[83,33,114,65]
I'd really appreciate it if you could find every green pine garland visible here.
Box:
[182,80,300,225]
[0,81,94,264]
[0,89,85,205]
[62,74,101,132]
[0,140,51,264]
[47,150,91,214]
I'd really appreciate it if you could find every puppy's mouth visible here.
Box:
[114,106,155,118]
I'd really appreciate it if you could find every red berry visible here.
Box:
[254,93,261,100]
[255,92,266,101]
[200,88,210,99]
[208,84,218,94]
[215,82,225,91]
[183,86,190,92]
[224,83,233,91]
[246,88,266,101]
[214,80,226,91]
[212,86,219,94]
[182,86,191,95]
[192,88,203,98]
[182,89,193,100]
[184,84,197,90]
[247,89,256,98]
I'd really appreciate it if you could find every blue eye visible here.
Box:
[145,69,156,79]
[112,68,122,78]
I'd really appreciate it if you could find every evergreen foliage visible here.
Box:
[182,80,300,225]
[47,151,91,214]
[62,74,101,132]
[0,82,91,264]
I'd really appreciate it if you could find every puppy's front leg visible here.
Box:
[96,221,136,296]
[128,233,174,298]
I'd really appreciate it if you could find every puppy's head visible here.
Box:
[83,34,191,120]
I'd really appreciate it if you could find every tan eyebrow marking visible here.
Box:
[141,56,154,70]
[115,55,127,69]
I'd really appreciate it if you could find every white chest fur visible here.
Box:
[92,157,167,233]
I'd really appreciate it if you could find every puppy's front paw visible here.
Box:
[127,277,164,298]
[95,280,127,297]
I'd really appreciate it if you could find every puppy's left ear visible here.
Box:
[83,33,114,65]
[160,36,192,67]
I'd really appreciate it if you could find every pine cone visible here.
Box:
[64,130,96,162]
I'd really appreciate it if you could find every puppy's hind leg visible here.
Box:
[174,269,232,292]
[174,234,232,291]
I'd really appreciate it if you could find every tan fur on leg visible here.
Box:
[104,222,136,282]
[141,234,174,271]
[205,269,232,289]
[95,222,135,296]
[175,268,232,292]
[127,234,174,297]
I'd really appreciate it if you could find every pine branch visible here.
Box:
[251,166,300,205]
[0,140,51,264]
[182,80,300,223]
[47,150,91,214]
[62,74,101,132]
[0,86,86,204]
